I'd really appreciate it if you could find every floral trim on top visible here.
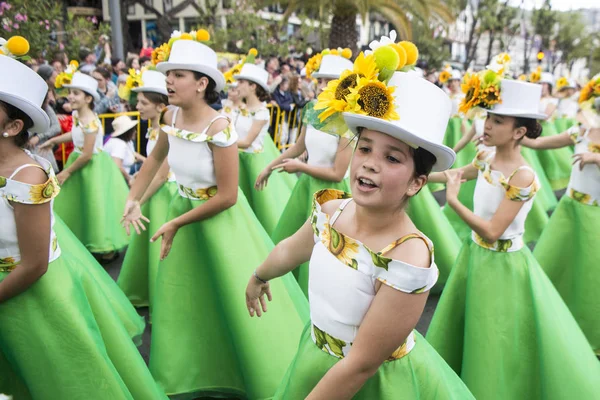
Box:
[147,127,159,141]
[73,112,101,135]
[568,125,600,154]
[178,184,218,201]
[472,151,539,202]
[311,189,438,294]
[568,188,599,207]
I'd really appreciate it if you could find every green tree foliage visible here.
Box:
[411,19,450,70]
[60,13,110,63]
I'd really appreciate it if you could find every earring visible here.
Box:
[2,132,8,138]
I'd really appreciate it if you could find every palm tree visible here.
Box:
[263,0,456,53]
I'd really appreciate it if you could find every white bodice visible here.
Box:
[539,97,559,117]
[556,97,579,119]
[220,100,241,122]
[449,92,465,117]
[104,138,135,170]
[146,127,159,156]
[71,111,104,154]
[305,125,340,168]
[162,108,237,200]
[0,151,61,271]
[308,190,438,360]
[567,127,600,206]
[472,152,539,252]
[233,104,270,153]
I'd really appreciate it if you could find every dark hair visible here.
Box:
[192,71,220,104]
[87,96,96,112]
[0,100,34,148]
[139,56,150,65]
[94,66,112,80]
[110,57,122,68]
[514,117,542,139]
[126,57,139,69]
[116,126,137,142]
[140,91,168,107]
[410,147,437,177]
[55,97,72,115]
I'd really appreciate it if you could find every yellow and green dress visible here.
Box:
[148,108,308,398]
[234,104,297,235]
[0,151,166,400]
[426,151,600,399]
[53,111,129,253]
[534,126,600,355]
[274,189,475,399]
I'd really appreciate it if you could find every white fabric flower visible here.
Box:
[189,30,197,38]
[365,30,397,56]
[170,30,182,39]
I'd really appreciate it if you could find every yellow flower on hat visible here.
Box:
[196,29,210,42]
[459,72,482,115]
[151,43,171,66]
[249,48,258,57]
[556,77,568,91]
[306,53,323,79]
[346,77,399,121]
[529,67,542,83]
[439,70,451,84]
[6,36,29,56]
[126,68,143,90]
[398,41,419,65]
[578,75,600,104]
[341,48,352,59]
[69,60,79,69]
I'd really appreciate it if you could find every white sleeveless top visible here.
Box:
[566,127,600,206]
[146,127,176,182]
[308,189,438,361]
[233,104,270,153]
[471,151,539,252]
[0,151,61,272]
[449,92,465,117]
[161,108,237,200]
[539,97,559,118]
[104,138,136,170]
[556,97,579,119]
[71,111,104,154]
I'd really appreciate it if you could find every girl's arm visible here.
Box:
[139,160,170,205]
[0,168,51,303]
[428,163,478,184]
[38,132,72,149]
[544,102,557,118]
[521,131,573,149]
[134,152,147,162]
[56,132,96,184]
[111,156,132,185]
[150,118,238,260]
[453,120,476,154]
[273,137,353,183]
[445,168,533,243]
[255,125,307,190]
[237,119,268,149]
[246,219,315,316]
[307,239,430,399]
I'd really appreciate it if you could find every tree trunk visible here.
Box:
[328,1,358,54]
[485,31,495,65]
[121,1,134,54]
[463,5,480,70]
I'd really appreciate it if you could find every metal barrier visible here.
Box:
[268,104,303,151]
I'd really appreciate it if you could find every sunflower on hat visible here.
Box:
[439,65,452,84]
[223,48,259,84]
[529,66,542,83]
[151,28,211,67]
[458,53,508,115]
[578,75,600,105]
[55,60,79,90]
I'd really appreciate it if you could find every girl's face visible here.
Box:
[351,129,425,210]
[279,80,289,91]
[448,79,460,92]
[131,58,140,70]
[67,89,92,111]
[482,113,525,147]
[165,69,208,107]
[541,82,551,96]
[317,78,331,95]
[228,86,240,102]
[236,79,254,98]
[92,71,107,90]
[52,61,63,73]
[136,92,164,120]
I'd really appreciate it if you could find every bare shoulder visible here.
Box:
[11,164,48,186]
[320,198,344,216]
[509,167,536,187]
[385,234,432,269]
[161,108,174,126]
[206,116,230,138]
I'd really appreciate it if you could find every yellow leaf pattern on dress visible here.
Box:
[179,185,218,200]
[322,223,360,269]
[29,177,59,204]
[0,257,17,272]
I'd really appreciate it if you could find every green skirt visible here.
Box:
[238,139,297,236]
[426,240,600,399]
[271,173,350,297]
[0,217,166,400]
[53,151,129,253]
[531,122,573,190]
[553,117,578,139]
[275,326,474,399]
[118,181,178,315]
[149,190,309,398]
[406,186,461,293]
[534,196,600,355]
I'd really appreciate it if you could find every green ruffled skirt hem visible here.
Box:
[271,174,350,297]
[426,240,600,399]
[0,217,165,400]
[53,151,129,253]
[275,325,474,399]
[238,139,297,236]
[118,181,178,313]
[534,196,600,354]
[149,190,309,399]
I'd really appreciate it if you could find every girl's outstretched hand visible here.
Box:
[245,274,272,317]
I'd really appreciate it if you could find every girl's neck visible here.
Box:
[178,100,214,127]
[76,106,94,119]
[232,98,244,108]
[149,115,160,131]
[0,140,24,169]
[494,142,521,163]
[352,200,408,237]
[245,95,262,109]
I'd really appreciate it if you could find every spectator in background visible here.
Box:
[79,49,97,74]
[139,56,151,68]
[52,58,66,74]
[272,76,294,145]
[218,59,230,74]
[53,97,75,168]
[111,57,127,84]
[299,68,315,101]
[92,66,121,114]
[139,39,154,58]
[37,64,58,106]
[94,34,112,65]
[289,73,308,110]
[266,57,282,92]
[126,55,140,71]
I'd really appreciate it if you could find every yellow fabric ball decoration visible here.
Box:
[69,60,79,68]
[249,48,258,56]
[330,49,339,56]
[196,29,210,42]
[321,49,331,56]
[398,41,418,65]
[341,48,352,59]
[0,49,4,56]
[6,36,30,56]
[373,46,399,73]
[180,33,193,40]
[390,44,407,70]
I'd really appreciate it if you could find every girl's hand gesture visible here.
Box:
[255,168,272,191]
[572,152,600,170]
[121,200,150,235]
[245,274,272,317]
[272,158,304,174]
[444,169,465,204]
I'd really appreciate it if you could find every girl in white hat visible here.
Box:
[117,68,176,315]
[231,56,298,235]
[524,80,600,356]
[426,66,600,399]
[121,31,307,399]
[40,69,129,260]
[245,45,474,398]
[104,115,142,185]
[554,76,580,132]
[0,35,167,400]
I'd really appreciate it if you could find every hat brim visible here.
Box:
[111,119,139,137]
[62,84,101,101]
[488,109,548,120]
[0,92,50,134]
[233,74,270,93]
[156,62,225,92]
[132,87,168,96]
[343,113,456,172]
[311,72,340,79]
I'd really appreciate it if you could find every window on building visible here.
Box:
[127,4,136,15]
[163,0,173,13]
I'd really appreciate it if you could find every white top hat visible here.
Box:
[312,55,353,79]
[450,69,462,81]
[559,78,577,90]
[540,72,555,85]
[488,80,547,120]
[343,72,455,172]
[234,63,270,92]
[111,115,139,138]
[156,40,225,92]
[63,72,100,101]
[0,55,50,133]
[132,70,167,96]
